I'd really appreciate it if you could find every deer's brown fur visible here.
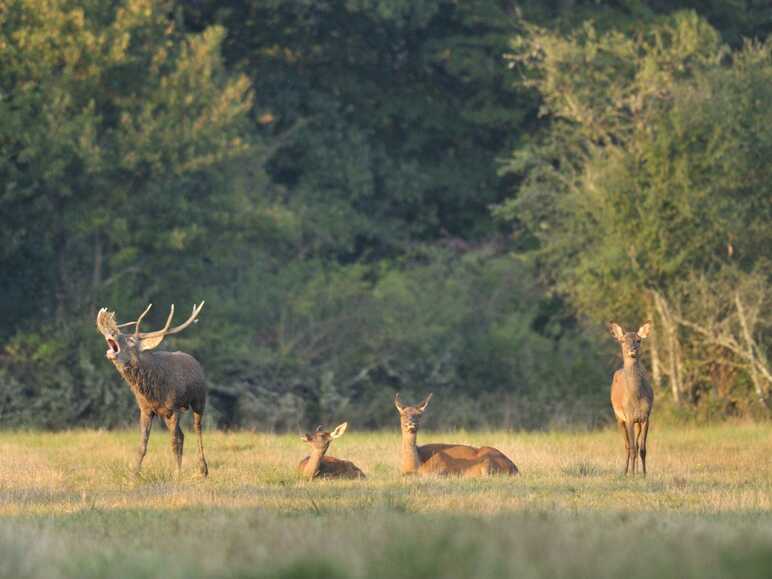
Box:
[395,393,518,477]
[298,423,366,480]
[96,303,209,477]
[608,321,653,476]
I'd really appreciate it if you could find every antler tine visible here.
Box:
[96,308,117,335]
[137,301,205,339]
[113,304,153,331]
[133,304,153,335]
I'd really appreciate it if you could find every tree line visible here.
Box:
[0,0,769,429]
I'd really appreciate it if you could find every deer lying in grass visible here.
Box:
[298,423,366,480]
[394,393,518,477]
[96,302,209,477]
[608,321,653,476]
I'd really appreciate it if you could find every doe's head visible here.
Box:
[301,423,348,452]
[394,392,432,434]
[608,321,651,360]
[96,302,205,367]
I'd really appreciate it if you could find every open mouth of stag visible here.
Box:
[106,338,120,357]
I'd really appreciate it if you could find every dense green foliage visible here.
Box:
[0,0,769,428]
[497,12,771,415]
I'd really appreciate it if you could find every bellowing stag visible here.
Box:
[96,302,209,477]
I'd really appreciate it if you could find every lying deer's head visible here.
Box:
[301,423,348,452]
[394,393,432,434]
[96,302,205,367]
[608,321,651,360]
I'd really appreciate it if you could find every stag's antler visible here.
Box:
[96,308,119,336]
[114,303,154,333]
[136,301,205,340]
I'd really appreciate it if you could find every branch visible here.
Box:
[670,311,771,387]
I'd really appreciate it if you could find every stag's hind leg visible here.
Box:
[135,410,154,475]
[164,412,184,475]
[192,407,208,477]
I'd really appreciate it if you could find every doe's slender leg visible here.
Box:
[627,422,638,475]
[639,419,650,477]
[618,420,630,475]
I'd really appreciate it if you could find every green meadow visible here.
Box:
[0,424,770,578]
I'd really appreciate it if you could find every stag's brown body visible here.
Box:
[97,303,209,477]
[395,394,519,477]
[116,351,207,417]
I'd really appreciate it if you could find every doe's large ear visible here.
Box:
[607,322,625,340]
[301,433,313,443]
[331,422,348,439]
[416,393,433,413]
[637,322,652,339]
[139,335,166,351]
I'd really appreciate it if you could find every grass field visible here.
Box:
[1,423,771,578]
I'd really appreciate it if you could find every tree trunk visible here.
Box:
[646,293,662,391]
[653,291,681,403]
[734,291,769,412]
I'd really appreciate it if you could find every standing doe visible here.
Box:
[96,302,209,477]
[608,322,653,476]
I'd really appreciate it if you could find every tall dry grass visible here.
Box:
[0,424,770,578]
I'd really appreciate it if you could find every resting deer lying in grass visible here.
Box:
[394,393,518,477]
[96,302,209,477]
[608,322,653,476]
[298,423,366,480]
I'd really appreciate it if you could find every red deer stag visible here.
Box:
[608,321,653,476]
[96,302,208,477]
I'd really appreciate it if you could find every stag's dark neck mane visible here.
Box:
[114,352,170,401]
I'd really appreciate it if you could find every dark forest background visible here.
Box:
[1,0,770,430]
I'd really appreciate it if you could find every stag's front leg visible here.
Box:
[135,410,154,474]
[165,412,184,475]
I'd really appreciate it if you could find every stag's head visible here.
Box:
[301,423,348,452]
[608,321,651,361]
[394,393,432,434]
[96,302,205,367]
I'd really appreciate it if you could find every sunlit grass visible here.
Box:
[0,424,770,577]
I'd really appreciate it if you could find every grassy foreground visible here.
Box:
[0,424,770,578]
